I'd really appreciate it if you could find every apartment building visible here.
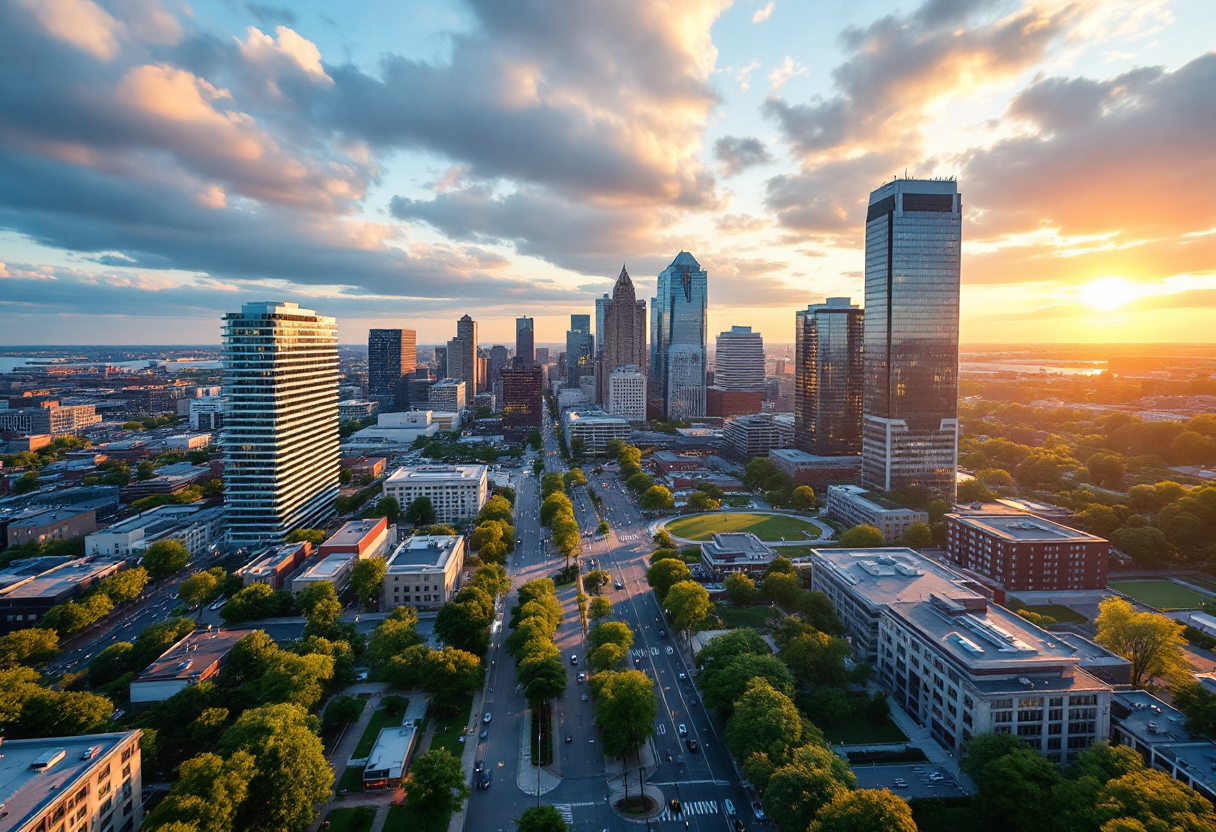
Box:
[383,465,488,525]
[382,535,465,610]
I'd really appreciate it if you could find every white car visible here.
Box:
[678,724,688,736]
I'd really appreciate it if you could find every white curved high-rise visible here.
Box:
[222,301,339,548]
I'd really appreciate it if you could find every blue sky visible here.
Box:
[1,0,1214,346]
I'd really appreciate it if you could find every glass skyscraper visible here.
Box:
[515,316,534,368]
[861,179,961,497]
[714,326,765,392]
[795,298,863,455]
[222,301,339,547]
[566,314,594,386]
[368,328,416,412]
[650,251,707,420]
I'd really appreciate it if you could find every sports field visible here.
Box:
[664,512,822,542]
[1108,579,1216,611]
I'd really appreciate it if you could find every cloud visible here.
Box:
[239,25,333,85]
[245,2,298,26]
[715,214,770,235]
[713,136,774,177]
[737,60,760,92]
[767,57,806,91]
[12,0,122,60]
[753,2,774,24]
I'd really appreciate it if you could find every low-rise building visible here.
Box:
[826,484,928,543]
[5,505,98,549]
[0,557,72,590]
[164,433,212,451]
[768,449,862,488]
[383,464,488,525]
[350,410,442,446]
[236,542,311,591]
[809,547,1112,764]
[341,456,387,479]
[120,462,213,499]
[129,628,254,705]
[563,408,631,456]
[1110,689,1216,803]
[722,413,793,460]
[0,730,144,832]
[429,380,467,413]
[382,534,466,610]
[321,518,391,561]
[85,504,224,559]
[189,395,224,431]
[291,553,356,596]
[700,532,777,578]
[363,725,420,790]
[0,557,128,633]
[944,511,1109,592]
[651,451,705,475]
[338,399,380,421]
[0,402,101,436]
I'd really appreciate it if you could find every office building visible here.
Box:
[349,410,441,446]
[795,298,864,455]
[1110,690,1216,802]
[86,504,224,558]
[321,517,391,561]
[607,366,647,422]
[768,448,861,489]
[0,558,127,633]
[944,511,1110,592]
[566,314,594,386]
[338,400,378,421]
[164,433,213,451]
[291,552,356,595]
[445,337,466,383]
[0,402,101,436]
[598,266,648,403]
[516,317,535,368]
[368,329,417,411]
[5,506,98,549]
[650,252,708,420]
[501,366,543,428]
[382,534,466,610]
[714,326,765,392]
[809,547,1112,763]
[706,387,763,419]
[563,408,631,456]
[488,345,510,383]
[535,347,550,365]
[700,533,777,578]
[236,541,310,591]
[403,369,435,410]
[429,379,467,413]
[189,395,223,431]
[130,628,253,705]
[383,465,489,525]
[0,731,144,832]
[433,345,447,374]
[722,412,792,460]
[826,484,928,543]
[221,301,340,548]
[455,314,480,393]
[595,294,609,355]
[862,179,962,498]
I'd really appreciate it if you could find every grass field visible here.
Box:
[718,604,775,630]
[353,706,400,759]
[322,807,376,832]
[1109,579,1216,611]
[1188,578,1216,595]
[666,513,822,542]
[337,765,365,794]
[1022,604,1089,624]
[774,544,817,559]
[819,713,908,746]
[385,804,449,832]
[428,694,475,757]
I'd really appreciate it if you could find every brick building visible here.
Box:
[944,511,1109,592]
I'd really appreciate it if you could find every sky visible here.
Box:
[1,0,1214,348]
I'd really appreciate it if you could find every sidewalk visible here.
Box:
[446,679,489,832]
[880,693,975,792]
[516,707,563,796]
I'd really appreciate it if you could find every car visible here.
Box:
[570,654,579,665]
[576,671,586,682]
[733,821,745,832]
[893,781,910,789]
[566,733,573,743]
[474,760,485,773]
[678,724,688,736]
[614,581,623,590]
[686,738,699,752]
[658,629,666,637]
[477,770,491,790]
[665,646,674,655]
[581,692,589,701]
[633,656,641,665]
[483,712,492,723]
[678,671,687,681]
[751,801,766,820]
[724,799,737,817]
[479,729,488,739]
[355,670,369,681]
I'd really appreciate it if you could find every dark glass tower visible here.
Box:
[861,179,961,497]
[649,251,707,420]
[368,328,416,411]
[566,314,594,386]
[515,316,535,368]
[795,298,863,455]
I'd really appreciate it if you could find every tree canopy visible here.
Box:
[1095,597,1188,687]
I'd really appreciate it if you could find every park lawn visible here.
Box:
[666,513,822,543]
[1022,604,1088,624]
[429,694,475,757]
[385,804,450,832]
[337,765,365,794]
[1109,579,1216,611]
[725,496,754,508]
[717,604,774,630]
[819,713,908,745]
[353,706,400,759]
[775,544,816,559]
[322,806,376,832]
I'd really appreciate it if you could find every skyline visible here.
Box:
[2,0,1215,345]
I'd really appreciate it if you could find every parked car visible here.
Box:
[483,712,492,723]
[477,770,491,790]
[566,733,573,743]
[678,724,688,736]
[751,802,766,820]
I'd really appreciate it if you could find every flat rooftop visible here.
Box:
[363,725,417,780]
[703,533,774,558]
[385,464,486,483]
[653,450,701,463]
[829,484,914,513]
[297,553,355,580]
[0,557,72,589]
[0,558,124,601]
[99,503,210,534]
[1114,690,1194,744]
[387,536,461,572]
[6,506,94,528]
[134,628,253,683]
[948,512,1103,543]
[0,732,140,832]
[323,518,387,548]
[239,542,308,577]
[769,449,861,465]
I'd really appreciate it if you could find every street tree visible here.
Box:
[791,485,816,510]
[435,588,494,656]
[365,606,423,670]
[583,569,611,593]
[541,493,574,526]
[765,759,850,832]
[421,647,484,713]
[1095,597,1188,687]
[838,524,884,548]
[589,621,634,652]
[725,678,802,765]
[593,670,656,802]
[143,539,190,580]
[663,581,710,644]
[724,572,755,606]
[639,485,674,511]
[0,628,59,668]
[694,628,770,671]
[760,572,803,609]
[564,468,587,487]
[403,749,471,823]
[99,567,149,604]
[349,557,387,608]
[323,695,364,728]
[700,653,796,715]
[552,516,582,566]
[515,804,567,832]
[404,496,437,526]
[518,654,566,708]
[365,496,401,522]
[589,643,626,672]
[589,597,612,620]
[141,750,256,832]
[477,494,514,525]
[178,572,219,620]
[809,789,918,832]
[646,558,691,602]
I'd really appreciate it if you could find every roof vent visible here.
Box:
[176,660,193,671]
[31,749,66,771]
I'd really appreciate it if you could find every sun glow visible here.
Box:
[1078,276,1143,312]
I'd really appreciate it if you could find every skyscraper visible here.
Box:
[650,251,707,420]
[368,329,416,412]
[221,301,339,547]
[515,316,535,368]
[456,314,480,393]
[566,314,594,386]
[445,337,465,382]
[500,365,543,428]
[594,294,609,357]
[861,179,961,497]
[598,266,648,404]
[795,298,864,455]
[713,326,765,392]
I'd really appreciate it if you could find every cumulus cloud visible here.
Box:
[737,59,760,92]
[767,57,806,91]
[713,136,774,177]
[13,0,123,60]
[753,2,774,24]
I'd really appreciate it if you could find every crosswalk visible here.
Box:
[552,804,574,824]
[656,800,719,821]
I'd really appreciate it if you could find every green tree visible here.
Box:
[297,581,342,623]
[589,621,634,652]
[515,804,567,832]
[593,670,657,798]
[1095,597,1188,687]
[766,744,855,832]
[540,493,574,526]
[686,490,720,511]
[221,583,293,625]
[1095,768,1216,831]
[285,529,326,545]
[322,695,364,727]
[143,539,191,580]
[435,587,494,655]
[141,750,256,832]
[0,628,59,668]
[780,630,852,689]
[1087,452,1127,489]
[137,461,157,481]
[584,569,611,593]
[470,521,510,564]
[725,678,802,765]
[477,494,514,525]
[958,478,996,502]
[589,596,612,620]
[809,788,918,832]
[695,628,770,671]
[551,515,582,567]
[902,521,934,548]
[791,485,817,510]
[700,653,795,714]
[518,654,566,708]
[724,571,755,606]
[760,572,803,609]
[589,643,626,672]
[1110,527,1172,567]
[350,557,387,607]
[422,647,484,713]
[179,572,220,620]
[12,471,40,494]
[839,524,885,547]
[403,749,470,823]
[366,495,402,522]
[564,468,587,487]
[663,581,710,638]
[639,485,674,511]
[404,496,437,526]
[646,558,691,602]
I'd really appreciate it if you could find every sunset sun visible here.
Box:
[1079,276,1142,312]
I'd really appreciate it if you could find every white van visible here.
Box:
[724,799,737,817]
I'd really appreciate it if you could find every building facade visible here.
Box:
[368,329,417,412]
[706,387,763,419]
[795,298,863,455]
[383,464,489,524]
[650,252,707,420]
[428,380,467,413]
[456,314,480,393]
[501,366,543,428]
[944,512,1110,592]
[598,266,648,404]
[768,448,862,489]
[607,366,647,422]
[566,314,594,387]
[382,534,465,610]
[714,326,765,392]
[810,547,1112,764]
[862,180,962,498]
[221,301,339,548]
[563,408,631,455]
[85,504,224,558]
[0,403,101,436]
[515,317,535,368]
[700,532,777,578]
[722,413,793,460]
[826,484,928,543]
